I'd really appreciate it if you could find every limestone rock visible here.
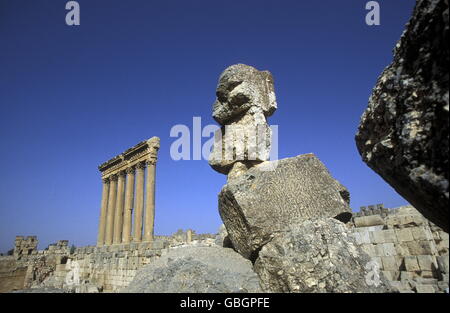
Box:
[212,64,277,125]
[209,64,276,175]
[123,246,262,293]
[209,112,272,175]
[254,218,392,293]
[355,0,449,232]
[218,153,352,260]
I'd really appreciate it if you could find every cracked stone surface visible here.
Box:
[254,218,392,293]
[355,0,449,232]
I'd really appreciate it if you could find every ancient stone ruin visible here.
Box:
[208,64,276,180]
[355,0,449,232]
[97,137,160,245]
[0,1,449,293]
[13,236,38,258]
[208,64,391,292]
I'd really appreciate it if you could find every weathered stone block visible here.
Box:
[218,154,351,259]
[404,256,420,272]
[370,230,397,244]
[360,244,375,256]
[372,244,383,257]
[354,215,384,227]
[436,239,449,255]
[410,227,433,241]
[380,243,397,256]
[395,228,414,242]
[353,231,371,245]
[440,231,449,241]
[406,240,438,255]
[386,216,400,228]
[253,218,391,292]
[382,270,400,281]
[381,256,398,271]
[417,255,438,272]
[415,284,436,293]
[436,255,449,274]
[438,281,449,291]
[400,271,413,281]
[394,243,410,256]
[419,271,435,279]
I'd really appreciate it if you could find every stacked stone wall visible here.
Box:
[352,205,449,293]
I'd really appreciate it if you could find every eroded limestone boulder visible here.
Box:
[209,64,277,175]
[254,218,392,293]
[123,246,262,293]
[355,0,449,232]
[212,64,277,125]
[218,153,352,260]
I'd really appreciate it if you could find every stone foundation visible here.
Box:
[351,205,449,293]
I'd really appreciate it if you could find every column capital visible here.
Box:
[136,161,146,170]
[146,158,157,166]
[109,174,118,181]
[117,170,126,178]
[102,177,110,184]
[126,166,135,174]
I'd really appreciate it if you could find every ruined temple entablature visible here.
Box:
[98,136,160,179]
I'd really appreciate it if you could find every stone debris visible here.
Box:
[355,0,449,232]
[254,218,391,293]
[123,246,262,293]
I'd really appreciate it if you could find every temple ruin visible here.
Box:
[96,137,160,246]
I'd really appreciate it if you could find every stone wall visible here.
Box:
[351,205,449,293]
[0,257,28,293]
[41,241,167,292]
[1,209,448,293]
[0,231,216,293]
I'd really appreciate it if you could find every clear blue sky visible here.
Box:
[0,0,416,252]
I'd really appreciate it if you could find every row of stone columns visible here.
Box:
[97,160,156,246]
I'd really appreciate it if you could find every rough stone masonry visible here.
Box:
[355,0,449,232]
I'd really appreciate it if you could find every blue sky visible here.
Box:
[0,0,416,252]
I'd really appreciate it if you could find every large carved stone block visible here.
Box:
[218,153,352,260]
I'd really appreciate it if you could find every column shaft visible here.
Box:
[96,179,109,246]
[122,167,135,243]
[133,163,145,242]
[113,172,126,244]
[104,175,117,245]
[144,161,156,241]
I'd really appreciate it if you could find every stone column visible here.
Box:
[186,229,193,243]
[113,171,126,244]
[96,178,110,246]
[122,167,135,243]
[133,162,146,242]
[144,159,157,242]
[104,174,117,245]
